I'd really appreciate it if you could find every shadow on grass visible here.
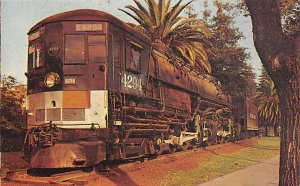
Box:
[203,147,279,166]
[234,140,279,151]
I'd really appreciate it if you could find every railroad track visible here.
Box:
[2,153,174,185]
[1,139,254,185]
[3,167,100,185]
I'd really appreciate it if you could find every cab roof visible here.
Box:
[28,9,151,43]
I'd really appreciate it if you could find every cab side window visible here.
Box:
[28,40,45,70]
[126,42,142,72]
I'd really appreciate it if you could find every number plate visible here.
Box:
[121,73,143,92]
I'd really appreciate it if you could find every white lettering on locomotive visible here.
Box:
[121,73,142,91]
[64,78,76,85]
[75,24,103,32]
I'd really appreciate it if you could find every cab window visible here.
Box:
[126,42,142,71]
[88,35,106,62]
[65,35,85,64]
[28,40,44,70]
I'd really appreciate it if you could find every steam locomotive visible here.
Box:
[23,9,258,168]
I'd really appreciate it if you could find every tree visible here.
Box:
[245,0,299,185]
[255,69,279,136]
[120,0,211,74]
[0,76,26,151]
[184,4,198,19]
[281,0,300,34]
[204,1,257,99]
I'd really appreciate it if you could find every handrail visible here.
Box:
[28,122,101,129]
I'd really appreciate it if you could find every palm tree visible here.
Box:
[120,0,211,74]
[255,70,280,136]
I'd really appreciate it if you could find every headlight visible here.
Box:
[44,72,60,88]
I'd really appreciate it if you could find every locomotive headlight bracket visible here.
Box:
[44,72,60,88]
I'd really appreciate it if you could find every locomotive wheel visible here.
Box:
[168,144,176,154]
[139,157,145,163]
[155,145,164,155]
[191,143,197,149]
[208,131,217,145]
[190,139,199,149]
[197,130,204,147]
[216,136,221,144]
[209,138,218,145]
[221,137,225,143]
[181,142,189,151]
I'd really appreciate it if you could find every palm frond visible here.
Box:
[147,0,160,26]
[120,0,210,74]
[255,76,279,126]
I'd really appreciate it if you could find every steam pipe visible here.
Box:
[126,115,186,125]
[122,106,165,113]
[124,123,168,128]
[127,129,168,132]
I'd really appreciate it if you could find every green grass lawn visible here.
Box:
[161,137,280,186]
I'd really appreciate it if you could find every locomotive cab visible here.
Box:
[24,9,156,168]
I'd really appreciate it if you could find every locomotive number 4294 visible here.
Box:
[121,73,142,91]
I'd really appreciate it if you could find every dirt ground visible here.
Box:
[1,139,258,186]
[0,152,29,177]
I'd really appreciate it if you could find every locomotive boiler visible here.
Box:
[23,9,253,169]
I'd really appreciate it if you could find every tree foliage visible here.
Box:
[203,1,257,99]
[120,0,211,74]
[0,76,26,151]
[238,0,300,34]
[280,0,300,33]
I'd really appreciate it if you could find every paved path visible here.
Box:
[198,156,279,186]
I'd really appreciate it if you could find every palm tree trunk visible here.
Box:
[264,119,268,136]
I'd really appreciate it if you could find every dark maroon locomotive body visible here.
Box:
[23,9,253,168]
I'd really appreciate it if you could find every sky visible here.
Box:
[1,0,262,84]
